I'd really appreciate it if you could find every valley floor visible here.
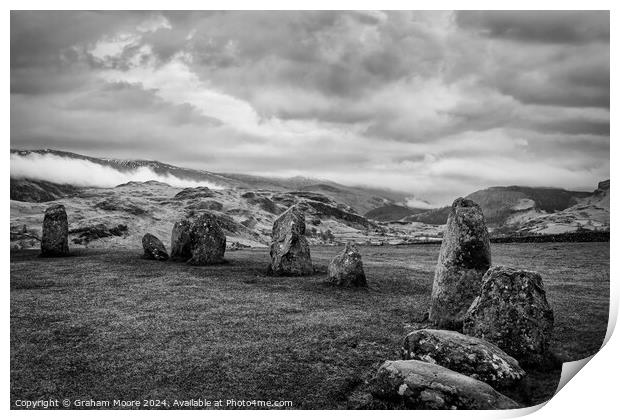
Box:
[10,243,609,409]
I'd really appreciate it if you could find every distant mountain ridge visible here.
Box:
[10,149,410,214]
[399,182,609,235]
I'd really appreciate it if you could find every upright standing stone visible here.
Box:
[269,206,313,275]
[463,266,554,367]
[187,213,226,265]
[429,198,491,329]
[141,233,169,261]
[170,219,192,261]
[41,204,69,257]
[328,242,367,287]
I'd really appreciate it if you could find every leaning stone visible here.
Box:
[170,219,192,261]
[187,213,226,265]
[269,206,313,275]
[328,242,367,287]
[429,198,491,329]
[369,360,519,409]
[463,266,554,368]
[142,233,169,261]
[41,204,69,257]
[401,329,525,389]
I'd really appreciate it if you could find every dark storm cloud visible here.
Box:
[455,11,609,44]
[10,11,610,203]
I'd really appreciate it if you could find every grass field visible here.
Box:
[10,243,609,409]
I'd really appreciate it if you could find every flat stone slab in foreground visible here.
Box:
[402,329,525,389]
[370,360,519,410]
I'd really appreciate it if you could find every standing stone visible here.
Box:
[170,219,192,261]
[369,360,519,409]
[40,204,69,257]
[429,198,491,330]
[328,242,367,287]
[269,206,313,275]
[401,329,525,390]
[463,266,554,367]
[187,213,226,265]
[142,233,169,261]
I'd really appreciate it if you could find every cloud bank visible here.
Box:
[10,153,223,189]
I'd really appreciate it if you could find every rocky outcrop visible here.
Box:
[94,198,147,215]
[170,220,192,261]
[269,206,313,275]
[429,198,491,329]
[40,204,69,257]
[11,178,80,203]
[186,213,226,265]
[69,223,128,245]
[174,187,214,200]
[401,329,525,389]
[369,360,519,409]
[328,242,367,287]
[463,266,554,367]
[142,233,169,261]
[187,200,223,211]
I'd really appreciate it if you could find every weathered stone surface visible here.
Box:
[187,213,226,265]
[369,360,519,410]
[401,329,525,389]
[328,242,367,287]
[429,198,491,329]
[269,206,313,275]
[142,233,169,261]
[41,204,69,257]
[170,219,192,261]
[463,266,554,367]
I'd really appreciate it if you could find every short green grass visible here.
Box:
[10,243,609,409]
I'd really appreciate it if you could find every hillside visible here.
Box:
[371,182,610,236]
[10,180,443,251]
[363,204,428,222]
[10,149,609,247]
[10,178,82,202]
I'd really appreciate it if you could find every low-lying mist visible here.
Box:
[10,153,224,189]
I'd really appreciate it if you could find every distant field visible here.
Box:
[10,243,609,409]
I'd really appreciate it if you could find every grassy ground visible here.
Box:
[10,243,609,409]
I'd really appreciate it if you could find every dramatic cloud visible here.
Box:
[10,11,609,205]
[10,153,224,189]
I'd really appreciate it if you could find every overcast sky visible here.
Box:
[10,11,609,204]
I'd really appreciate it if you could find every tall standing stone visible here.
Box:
[40,204,69,257]
[170,219,192,261]
[463,266,554,367]
[187,213,226,265]
[429,198,491,329]
[269,206,313,275]
[328,242,367,287]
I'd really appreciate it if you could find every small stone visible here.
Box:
[142,233,169,261]
[328,242,367,287]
